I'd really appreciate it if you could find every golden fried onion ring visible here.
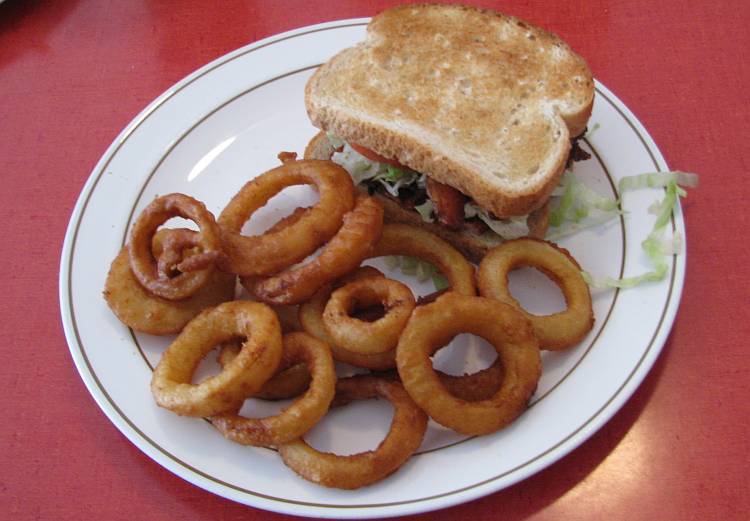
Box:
[129,194,222,300]
[298,267,398,370]
[104,229,236,335]
[218,342,311,401]
[218,160,355,276]
[368,223,476,296]
[246,196,384,305]
[238,207,308,333]
[278,375,428,489]
[151,301,282,417]
[322,276,415,355]
[396,293,541,435]
[210,332,336,446]
[156,227,217,277]
[477,238,594,351]
[438,360,504,402]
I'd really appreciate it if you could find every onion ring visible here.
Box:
[263,206,312,235]
[128,194,222,300]
[477,238,594,350]
[368,224,476,296]
[254,363,311,401]
[298,267,398,370]
[278,375,428,489]
[396,293,541,435]
[364,363,505,403]
[218,342,311,401]
[277,151,298,164]
[151,301,282,417]
[156,228,219,277]
[238,205,310,335]
[104,229,236,335]
[210,332,336,446]
[322,277,415,355]
[438,361,504,402]
[266,302,303,334]
[218,159,355,276]
[245,196,384,305]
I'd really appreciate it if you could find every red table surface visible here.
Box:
[1,0,748,519]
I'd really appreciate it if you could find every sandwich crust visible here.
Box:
[305,3,593,218]
[304,131,548,263]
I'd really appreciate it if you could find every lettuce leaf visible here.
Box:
[581,173,696,289]
[414,199,435,223]
[326,133,345,150]
[618,171,699,192]
[331,142,386,185]
[547,170,621,238]
[464,202,529,239]
[382,255,446,291]
[548,170,697,289]
[374,167,420,197]
[330,142,422,197]
[432,273,450,291]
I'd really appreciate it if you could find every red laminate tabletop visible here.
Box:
[1,1,748,519]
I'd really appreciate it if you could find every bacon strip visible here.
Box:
[425,178,467,230]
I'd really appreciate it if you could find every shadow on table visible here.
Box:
[0,0,79,69]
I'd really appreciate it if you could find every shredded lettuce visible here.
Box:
[618,171,698,192]
[432,273,450,291]
[375,166,420,197]
[383,255,447,291]
[383,256,400,270]
[400,256,417,275]
[546,212,621,240]
[586,122,601,137]
[547,170,621,238]
[326,133,345,150]
[549,174,577,225]
[549,171,698,240]
[578,172,697,289]
[331,143,422,198]
[331,142,385,185]
[331,143,435,226]
[415,260,432,282]
[414,199,435,223]
[464,202,529,239]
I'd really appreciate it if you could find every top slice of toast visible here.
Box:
[305,4,594,217]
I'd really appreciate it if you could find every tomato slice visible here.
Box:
[350,143,407,169]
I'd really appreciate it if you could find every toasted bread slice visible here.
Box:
[305,4,593,218]
[304,132,549,263]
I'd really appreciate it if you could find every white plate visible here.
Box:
[59,18,685,519]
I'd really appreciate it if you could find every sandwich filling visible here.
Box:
[329,136,531,239]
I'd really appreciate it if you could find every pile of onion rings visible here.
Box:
[104,150,597,490]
